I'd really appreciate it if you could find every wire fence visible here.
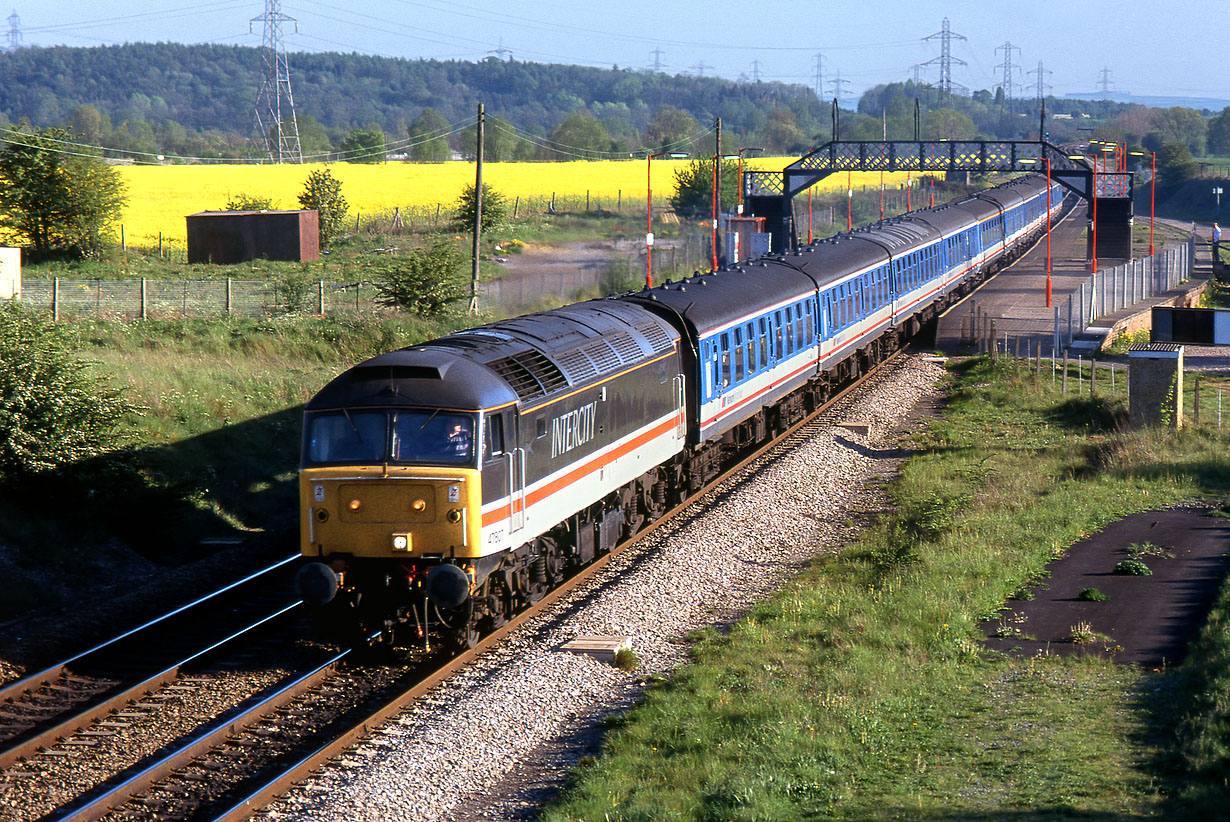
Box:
[1051,240,1195,351]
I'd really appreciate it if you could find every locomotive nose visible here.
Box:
[295,562,340,605]
[425,563,471,609]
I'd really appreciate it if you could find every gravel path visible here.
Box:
[263,355,948,822]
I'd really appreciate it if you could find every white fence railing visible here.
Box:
[1053,239,1196,351]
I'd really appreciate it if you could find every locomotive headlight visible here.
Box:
[349,499,362,512]
[411,498,427,512]
[446,508,462,524]
[392,534,410,552]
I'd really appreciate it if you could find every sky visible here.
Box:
[7,0,1228,105]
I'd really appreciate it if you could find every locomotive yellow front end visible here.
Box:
[294,348,519,646]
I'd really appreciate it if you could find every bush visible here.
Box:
[670,158,738,218]
[0,303,132,482]
[1114,559,1152,576]
[298,168,348,249]
[1079,587,1110,602]
[372,241,468,317]
[614,646,639,671]
[223,193,277,211]
[273,265,317,314]
[453,182,508,232]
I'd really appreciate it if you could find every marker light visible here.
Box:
[411,498,427,512]
[349,499,361,511]
[392,534,409,551]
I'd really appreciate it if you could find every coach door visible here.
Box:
[510,412,526,534]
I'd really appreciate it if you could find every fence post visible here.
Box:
[318,280,325,315]
[1053,305,1059,356]
[1062,349,1068,394]
[1067,295,1074,347]
[226,278,232,314]
[1091,358,1097,395]
[141,278,147,321]
[182,281,188,317]
[52,276,59,323]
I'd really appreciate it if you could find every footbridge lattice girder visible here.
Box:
[744,140,1130,204]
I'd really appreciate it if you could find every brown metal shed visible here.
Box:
[186,209,320,264]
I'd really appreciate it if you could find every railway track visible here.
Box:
[10,352,912,822]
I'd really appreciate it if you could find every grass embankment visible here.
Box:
[0,313,469,621]
[545,356,1230,820]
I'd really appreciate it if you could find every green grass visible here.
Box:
[544,355,1230,820]
[0,311,474,620]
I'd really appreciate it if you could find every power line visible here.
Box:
[1098,66,1114,95]
[649,47,665,73]
[812,52,826,100]
[6,9,21,51]
[994,41,1022,102]
[1028,60,1053,102]
[922,17,967,102]
[828,69,852,107]
[251,0,302,164]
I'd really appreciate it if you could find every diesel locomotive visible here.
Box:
[294,174,1064,647]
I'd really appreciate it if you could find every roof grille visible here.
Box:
[554,348,598,383]
[637,322,673,354]
[582,340,619,373]
[609,331,642,363]
[487,350,568,401]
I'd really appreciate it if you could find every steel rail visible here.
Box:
[0,600,305,770]
[0,555,299,706]
[45,649,351,822]
[207,350,909,822]
[0,558,302,770]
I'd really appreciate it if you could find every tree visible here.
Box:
[756,108,808,154]
[1156,141,1199,189]
[408,108,452,162]
[543,110,612,160]
[295,114,333,159]
[1148,107,1207,156]
[298,168,348,249]
[339,126,386,163]
[0,303,131,483]
[0,127,127,259]
[670,158,738,218]
[453,182,508,232]
[372,241,468,317]
[921,109,977,140]
[1207,107,1230,157]
[643,105,699,154]
[222,193,277,211]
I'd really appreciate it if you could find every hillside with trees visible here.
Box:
[1,43,1226,169]
[0,43,823,161]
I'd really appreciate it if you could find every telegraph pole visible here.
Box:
[713,117,721,271]
[470,103,484,315]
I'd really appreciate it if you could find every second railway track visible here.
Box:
[3,351,938,822]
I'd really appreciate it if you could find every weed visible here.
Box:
[1125,541,1175,560]
[1069,621,1115,644]
[1114,559,1153,576]
[1079,587,1110,602]
[614,647,639,672]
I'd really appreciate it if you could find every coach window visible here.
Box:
[733,327,745,383]
[746,323,757,371]
[709,342,721,396]
[721,334,732,387]
[758,318,769,367]
[774,311,784,358]
[785,306,796,353]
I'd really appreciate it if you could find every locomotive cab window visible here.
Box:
[484,414,505,462]
[304,408,478,467]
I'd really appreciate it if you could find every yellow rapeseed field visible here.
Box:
[115,160,923,247]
